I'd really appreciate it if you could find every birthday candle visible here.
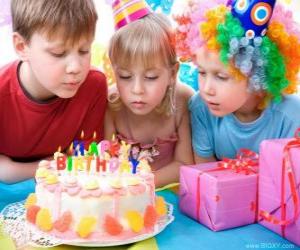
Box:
[109,157,119,173]
[79,130,85,156]
[89,142,99,156]
[73,140,80,156]
[67,156,73,172]
[74,156,84,172]
[99,140,110,155]
[68,142,73,155]
[95,153,106,172]
[85,155,93,173]
[57,156,66,171]
[131,158,139,174]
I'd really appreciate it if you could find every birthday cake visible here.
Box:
[24,138,168,243]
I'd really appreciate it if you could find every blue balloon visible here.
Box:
[145,0,174,15]
[178,63,199,91]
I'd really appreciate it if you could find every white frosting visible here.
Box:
[34,162,154,238]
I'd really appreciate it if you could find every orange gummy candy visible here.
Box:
[144,205,158,228]
[155,196,167,216]
[26,205,41,224]
[53,211,73,232]
[104,215,123,236]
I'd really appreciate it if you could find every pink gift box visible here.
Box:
[259,138,300,246]
[180,162,258,231]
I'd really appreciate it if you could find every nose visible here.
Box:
[131,78,144,95]
[201,75,215,96]
[66,55,81,75]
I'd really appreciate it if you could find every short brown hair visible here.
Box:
[11,0,97,44]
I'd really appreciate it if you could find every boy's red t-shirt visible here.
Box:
[0,61,107,161]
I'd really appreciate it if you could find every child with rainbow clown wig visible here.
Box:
[105,0,195,187]
[175,0,300,163]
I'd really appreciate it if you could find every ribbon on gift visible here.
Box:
[259,129,300,238]
[196,149,259,227]
[218,149,259,175]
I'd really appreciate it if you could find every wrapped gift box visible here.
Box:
[259,138,300,246]
[180,161,258,231]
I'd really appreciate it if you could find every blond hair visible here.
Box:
[108,13,177,115]
[11,0,97,44]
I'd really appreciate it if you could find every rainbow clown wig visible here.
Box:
[175,0,300,103]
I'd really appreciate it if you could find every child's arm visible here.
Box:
[0,154,38,184]
[155,83,195,187]
[194,153,216,164]
[154,109,192,187]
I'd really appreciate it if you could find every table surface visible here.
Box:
[1,189,299,250]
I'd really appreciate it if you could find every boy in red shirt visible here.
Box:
[0,0,107,207]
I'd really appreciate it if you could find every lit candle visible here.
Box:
[79,130,85,156]
[110,134,120,156]
[57,156,66,171]
[99,140,110,155]
[96,155,106,172]
[67,156,73,172]
[54,146,62,160]
[130,158,139,174]
[68,142,73,155]
[109,157,119,173]
[120,160,130,173]
[89,142,99,156]
[74,131,85,156]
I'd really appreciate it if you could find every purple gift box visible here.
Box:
[180,161,258,231]
[259,138,300,246]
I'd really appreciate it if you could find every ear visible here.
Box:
[13,32,29,61]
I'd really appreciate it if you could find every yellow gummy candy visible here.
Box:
[36,208,53,231]
[126,177,140,186]
[25,193,37,209]
[110,178,123,189]
[76,217,97,238]
[155,196,167,216]
[46,174,58,184]
[35,167,49,178]
[126,210,144,233]
[84,179,99,190]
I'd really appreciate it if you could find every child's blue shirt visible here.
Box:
[189,93,300,159]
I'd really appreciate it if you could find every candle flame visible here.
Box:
[80,130,84,139]
[93,131,97,140]
[68,142,73,155]
[112,134,116,141]
[57,146,61,152]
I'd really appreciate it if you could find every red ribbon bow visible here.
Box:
[218,148,259,175]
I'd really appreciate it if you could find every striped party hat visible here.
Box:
[113,0,151,30]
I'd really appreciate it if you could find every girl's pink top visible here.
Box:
[117,132,178,171]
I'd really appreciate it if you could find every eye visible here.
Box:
[79,50,90,55]
[50,51,66,58]
[198,71,206,77]
[216,74,229,81]
[118,75,131,80]
[145,76,158,80]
